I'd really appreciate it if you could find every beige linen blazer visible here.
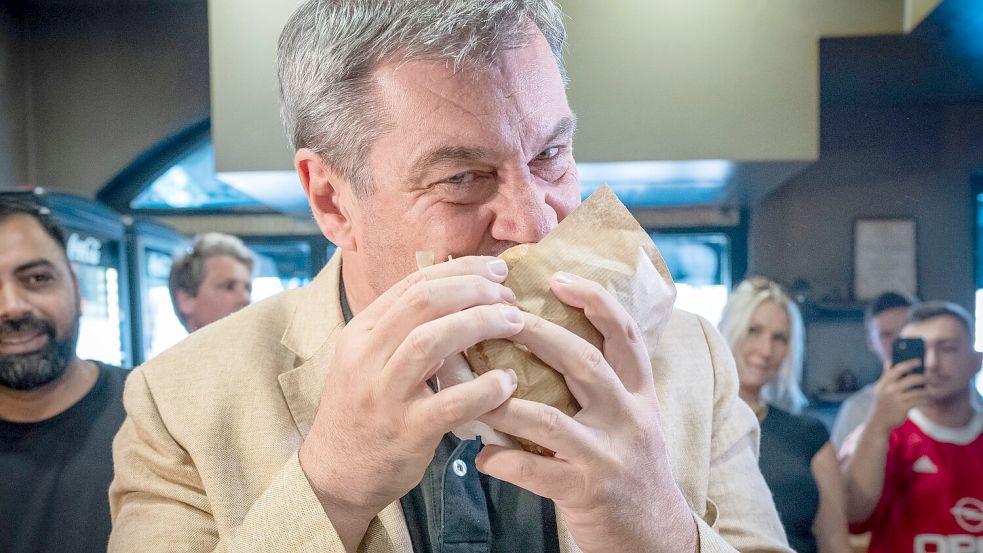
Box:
[109,253,791,552]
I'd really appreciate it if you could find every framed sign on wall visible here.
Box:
[853,218,917,301]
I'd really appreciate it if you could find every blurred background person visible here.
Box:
[168,232,254,333]
[830,291,916,450]
[0,198,129,553]
[841,301,983,552]
[720,277,852,553]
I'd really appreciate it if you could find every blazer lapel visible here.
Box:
[276,252,413,552]
[278,251,344,437]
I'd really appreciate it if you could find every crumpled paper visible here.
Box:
[422,185,677,454]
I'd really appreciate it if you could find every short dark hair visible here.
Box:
[865,291,917,327]
[906,301,975,339]
[0,196,68,254]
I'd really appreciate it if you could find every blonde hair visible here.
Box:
[718,277,808,413]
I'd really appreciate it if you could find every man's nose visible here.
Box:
[923,348,938,372]
[237,285,251,307]
[0,285,32,322]
[489,177,557,244]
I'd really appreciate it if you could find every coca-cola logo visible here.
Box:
[67,233,102,266]
[146,251,172,281]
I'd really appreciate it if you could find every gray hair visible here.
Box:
[276,0,567,198]
[718,277,809,414]
[168,233,255,326]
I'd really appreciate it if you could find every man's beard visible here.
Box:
[0,314,79,391]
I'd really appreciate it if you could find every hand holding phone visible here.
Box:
[868,337,928,432]
[892,337,925,376]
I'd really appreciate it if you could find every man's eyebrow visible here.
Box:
[407,116,578,184]
[408,146,491,184]
[14,259,57,273]
[543,115,577,147]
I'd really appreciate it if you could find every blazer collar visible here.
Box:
[280,250,345,362]
[277,250,343,437]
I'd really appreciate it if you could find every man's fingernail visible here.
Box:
[489,259,508,278]
[500,305,523,324]
[554,272,576,284]
[506,369,518,388]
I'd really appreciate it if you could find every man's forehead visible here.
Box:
[376,34,564,111]
[0,214,67,267]
[203,254,251,277]
[377,64,555,120]
[902,316,970,342]
[874,307,909,326]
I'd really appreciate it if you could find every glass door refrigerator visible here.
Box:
[1,189,134,368]
[243,236,335,303]
[125,216,189,365]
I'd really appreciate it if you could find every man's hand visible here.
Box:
[299,256,522,551]
[842,360,925,523]
[868,358,926,435]
[476,272,697,553]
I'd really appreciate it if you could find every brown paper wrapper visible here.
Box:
[465,185,677,454]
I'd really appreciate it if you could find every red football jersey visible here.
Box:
[851,409,983,553]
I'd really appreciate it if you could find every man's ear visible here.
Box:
[295,148,357,251]
[71,270,81,312]
[865,331,877,355]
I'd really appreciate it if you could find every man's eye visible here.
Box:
[536,147,560,161]
[446,172,477,185]
[25,273,54,286]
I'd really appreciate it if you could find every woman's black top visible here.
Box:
[758,405,830,553]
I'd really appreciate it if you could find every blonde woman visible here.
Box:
[719,277,851,553]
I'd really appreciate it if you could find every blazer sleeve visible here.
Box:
[693,317,793,553]
[108,367,358,553]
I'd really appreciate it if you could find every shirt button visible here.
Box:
[452,459,467,477]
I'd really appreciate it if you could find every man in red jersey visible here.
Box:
[842,301,983,553]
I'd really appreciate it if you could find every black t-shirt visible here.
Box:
[0,362,129,553]
[758,405,830,553]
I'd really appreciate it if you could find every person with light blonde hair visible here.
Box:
[719,277,851,553]
[719,277,808,414]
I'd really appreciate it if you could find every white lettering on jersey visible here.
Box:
[952,498,983,533]
[914,534,983,552]
[914,454,940,474]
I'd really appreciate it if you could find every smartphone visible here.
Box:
[892,337,925,375]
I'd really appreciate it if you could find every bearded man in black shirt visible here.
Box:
[0,197,129,553]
